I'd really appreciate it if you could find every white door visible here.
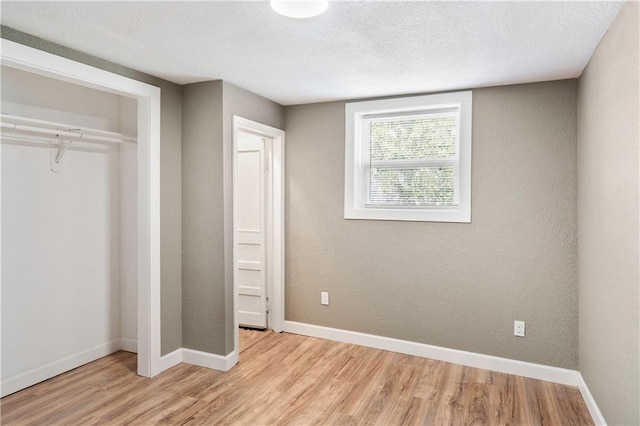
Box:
[235,131,269,329]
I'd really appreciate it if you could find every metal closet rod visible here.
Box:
[0,113,137,145]
[1,132,111,150]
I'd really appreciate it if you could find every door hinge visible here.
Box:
[266,297,271,313]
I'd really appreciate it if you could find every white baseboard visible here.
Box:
[2,340,239,398]
[577,373,607,425]
[158,348,238,373]
[182,348,238,372]
[160,348,183,371]
[283,321,580,386]
[119,338,138,353]
[1,339,121,397]
[226,350,239,370]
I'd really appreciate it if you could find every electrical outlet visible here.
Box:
[514,320,525,337]
[321,291,329,305]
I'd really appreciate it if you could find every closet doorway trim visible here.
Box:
[1,39,163,378]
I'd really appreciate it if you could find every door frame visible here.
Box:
[232,116,285,355]
[1,39,163,377]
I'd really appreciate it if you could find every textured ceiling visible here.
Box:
[1,1,623,105]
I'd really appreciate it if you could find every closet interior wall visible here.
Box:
[1,65,138,392]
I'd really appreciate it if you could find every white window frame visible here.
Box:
[344,91,472,223]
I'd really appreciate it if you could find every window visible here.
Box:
[344,91,472,222]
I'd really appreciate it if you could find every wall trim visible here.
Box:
[159,348,183,371]
[0,339,121,397]
[119,338,138,353]
[283,320,580,386]
[225,351,239,371]
[1,342,238,397]
[182,348,238,372]
[158,348,239,373]
[3,332,604,424]
[577,373,607,425]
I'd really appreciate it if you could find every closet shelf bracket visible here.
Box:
[50,140,72,173]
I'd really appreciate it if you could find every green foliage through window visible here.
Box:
[370,115,457,161]
[367,114,458,207]
[369,167,455,206]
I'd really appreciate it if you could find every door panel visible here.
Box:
[236,131,267,329]
[237,243,261,260]
[237,152,261,231]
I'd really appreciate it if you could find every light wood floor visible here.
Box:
[2,329,593,425]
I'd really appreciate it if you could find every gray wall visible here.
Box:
[181,81,284,355]
[577,2,640,425]
[158,76,183,356]
[1,27,183,356]
[285,80,578,369]
[181,81,226,354]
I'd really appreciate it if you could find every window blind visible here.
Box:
[363,112,460,207]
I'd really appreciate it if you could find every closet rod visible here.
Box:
[1,113,136,139]
[0,122,131,145]
[0,113,136,144]
[1,131,110,148]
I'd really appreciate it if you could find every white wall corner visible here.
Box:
[577,373,607,426]
[283,321,580,387]
[0,339,121,398]
[119,338,138,354]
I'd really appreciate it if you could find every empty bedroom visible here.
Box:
[1,1,638,425]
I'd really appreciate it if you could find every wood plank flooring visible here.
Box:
[2,329,593,425]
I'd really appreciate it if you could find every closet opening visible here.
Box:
[1,40,162,396]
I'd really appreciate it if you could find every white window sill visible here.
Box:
[344,207,471,223]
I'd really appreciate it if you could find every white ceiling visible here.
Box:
[1,1,623,106]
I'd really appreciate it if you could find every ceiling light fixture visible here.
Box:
[270,0,328,18]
